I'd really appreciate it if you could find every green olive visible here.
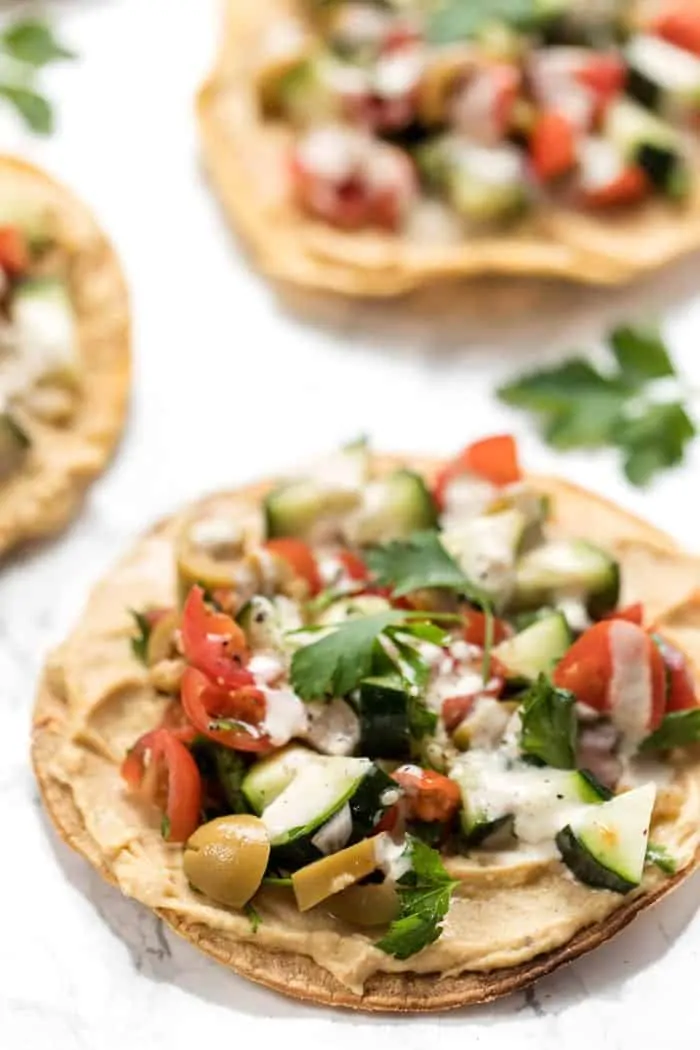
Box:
[326,881,399,927]
[417,46,477,125]
[146,609,180,667]
[183,815,270,909]
[292,838,379,912]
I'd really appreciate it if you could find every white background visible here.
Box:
[2,2,700,1047]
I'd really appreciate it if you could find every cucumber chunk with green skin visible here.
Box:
[604,97,688,197]
[443,508,527,608]
[348,470,438,546]
[347,762,400,842]
[513,539,620,617]
[263,756,371,845]
[493,612,571,682]
[264,444,368,539]
[0,413,30,482]
[359,675,411,760]
[11,277,79,387]
[556,783,656,893]
[242,744,322,814]
[0,198,52,249]
[626,35,700,118]
[314,594,391,627]
[451,752,608,846]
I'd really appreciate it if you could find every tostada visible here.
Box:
[0,157,130,555]
[33,436,700,1010]
[199,0,700,295]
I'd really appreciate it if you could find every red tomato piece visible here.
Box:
[654,635,698,712]
[530,111,578,181]
[180,585,253,690]
[553,620,665,732]
[650,1,700,57]
[289,142,415,230]
[605,603,644,626]
[181,666,271,752]
[0,226,29,276]
[264,538,322,595]
[392,765,461,823]
[442,678,505,732]
[433,434,521,509]
[337,549,369,582]
[121,728,202,843]
[159,699,199,745]
[582,166,649,208]
[575,54,627,117]
[462,608,512,647]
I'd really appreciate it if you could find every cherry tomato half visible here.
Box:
[121,728,202,843]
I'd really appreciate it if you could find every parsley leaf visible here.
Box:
[2,19,75,66]
[616,402,695,487]
[368,531,477,598]
[214,748,250,814]
[610,324,674,382]
[160,815,171,840]
[376,837,458,960]
[427,0,547,43]
[640,709,700,752]
[368,531,496,681]
[244,902,262,933]
[130,610,152,664]
[291,610,456,701]
[645,842,677,875]
[497,324,696,486]
[519,675,577,769]
[0,18,74,135]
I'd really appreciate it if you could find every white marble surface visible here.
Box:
[3,1,700,1046]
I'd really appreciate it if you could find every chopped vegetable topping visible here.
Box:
[120,435,697,959]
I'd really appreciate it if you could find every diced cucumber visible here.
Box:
[426,140,528,224]
[262,756,371,845]
[242,743,321,814]
[626,34,700,116]
[513,539,620,618]
[556,783,657,893]
[314,593,391,627]
[347,469,438,546]
[264,443,368,539]
[493,612,571,682]
[604,97,688,197]
[451,751,609,847]
[237,595,302,650]
[0,197,52,248]
[11,277,79,387]
[359,675,411,760]
[346,762,399,841]
[442,508,527,608]
[0,413,30,483]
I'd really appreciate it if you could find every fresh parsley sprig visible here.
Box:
[367,530,496,681]
[640,709,700,752]
[519,675,577,770]
[497,323,697,487]
[0,18,75,134]
[290,609,456,701]
[427,0,548,44]
[130,610,152,664]
[376,837,458,960]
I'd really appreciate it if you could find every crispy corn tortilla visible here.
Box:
[0,156,130,556]
[196,0,700,297]
[32,456,700,1012]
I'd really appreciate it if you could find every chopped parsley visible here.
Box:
[519,675,577,770]
[498,323,696,487]
[376,837,458,960]
[130,610,152,664]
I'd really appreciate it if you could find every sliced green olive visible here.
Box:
[417,45,477,125]
[183,815,270,909]
[292,838,379,912]
[176,505,248,603]
[326,881,399,927]
[146,609,180,667]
